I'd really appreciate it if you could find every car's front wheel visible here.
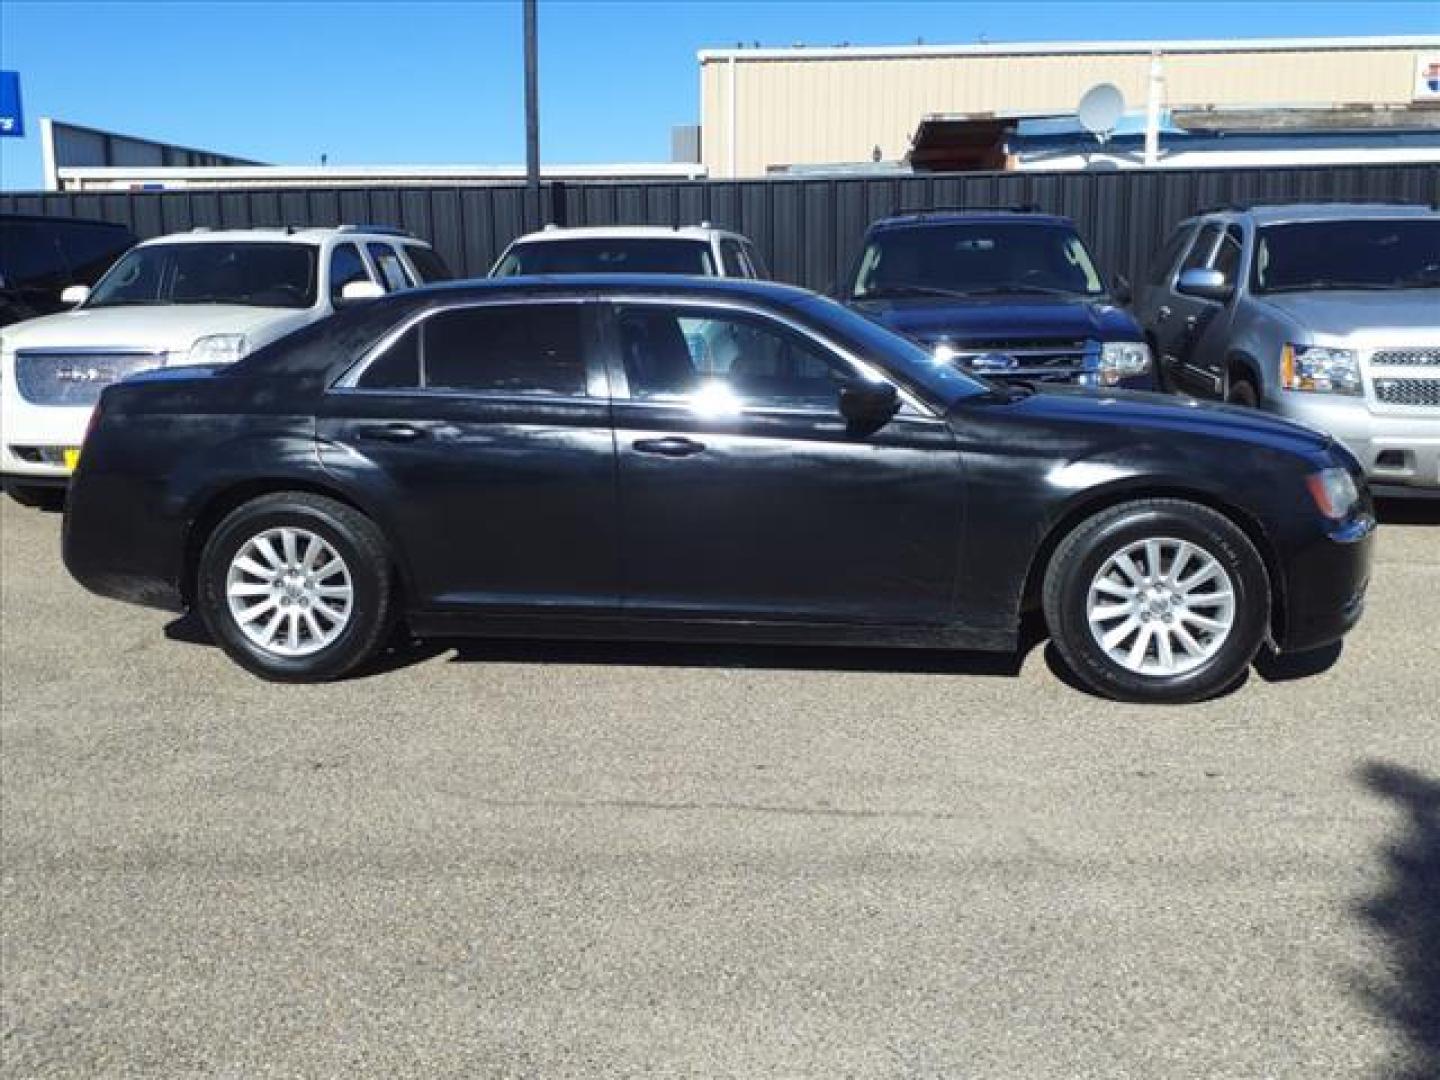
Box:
[1043,499,1270,703]
[196,492,395,682]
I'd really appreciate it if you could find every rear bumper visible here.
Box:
[1276,512,1376,654]
[63,466,187,614]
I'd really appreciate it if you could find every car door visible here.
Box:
[603,298,965,625]
[1155,223,1225,398]
[317,299,620,612]
[1187,224,1246,392]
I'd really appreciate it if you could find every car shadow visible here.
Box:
[1376,499,1440,526]
[1353,762,1440,1080]
[164,610,1054,681]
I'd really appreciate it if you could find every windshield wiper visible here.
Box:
[85,298,168,308]
[856,283,974,301]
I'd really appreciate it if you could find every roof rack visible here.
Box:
[337,224,417,238]
[888,204,1046,218]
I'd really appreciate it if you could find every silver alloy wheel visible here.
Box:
[225,527,354,658]
[1085,536,1236,677]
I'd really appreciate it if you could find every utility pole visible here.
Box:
[1144,50,1164,168]
[524,0,541,228]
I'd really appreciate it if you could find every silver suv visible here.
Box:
[1134,202,1440,497]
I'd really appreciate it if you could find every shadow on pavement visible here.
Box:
[1375,499,1440,526]
[166,611,1053,680]
[1355,761,1440,1080]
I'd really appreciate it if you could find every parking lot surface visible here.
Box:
[2,500,1438,1078]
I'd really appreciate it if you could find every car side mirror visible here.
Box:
[1176,267,1233,302]
[61,285,91,306]
[337,280,386,305]
[838,379,900,433]
[1111,274,1132,305]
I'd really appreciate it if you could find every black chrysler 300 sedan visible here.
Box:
[63,276,1374,703]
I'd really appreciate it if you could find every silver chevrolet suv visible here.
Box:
[1134,202,1440,497]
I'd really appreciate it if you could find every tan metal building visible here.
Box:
[698,35,1440,176]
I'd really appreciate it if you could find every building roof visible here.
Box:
[699,34,1440,63]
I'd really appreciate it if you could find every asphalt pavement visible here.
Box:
[2,499,1438,1078]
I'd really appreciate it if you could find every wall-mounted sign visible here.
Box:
[1416,53,1440,103]
[0,71,23,138]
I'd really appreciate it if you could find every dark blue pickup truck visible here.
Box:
[843,208,1154,389]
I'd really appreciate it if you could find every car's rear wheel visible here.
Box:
[1042,499,1270,703]
[196,492,395,682]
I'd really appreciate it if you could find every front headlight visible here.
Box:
[1281,344,1361,395]
[188,334,247,365]
[1098,341,1152,385]
[1305,467,1361,520]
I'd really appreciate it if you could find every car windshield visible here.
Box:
[1253,219,1440,292]
[494,238,715,276]
[850,221,1106,300]
[86,242,319,309]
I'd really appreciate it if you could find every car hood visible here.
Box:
[990,383,1334,457]
[0,304,314,357]
[1255,290,1440,340]
[850,294,1141,344]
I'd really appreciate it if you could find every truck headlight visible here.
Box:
[188,334,247,365]
[1305,467,1360,520]
[1281,344,1361,395]
[1098,341,1151,385]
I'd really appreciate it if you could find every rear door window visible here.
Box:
[367,243,415,293]
[356,303,590,396]
[719,239,748,277]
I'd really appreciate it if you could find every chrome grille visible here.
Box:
[14,350,166,406]
[1374,378,1440,408]
[938,339,1096,380]
[1371,347,1440,368]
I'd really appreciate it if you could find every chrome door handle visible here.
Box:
[633,436,706,458]
[1156,305,1172,322]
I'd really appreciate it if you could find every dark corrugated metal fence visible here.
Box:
[3,163,1436,292]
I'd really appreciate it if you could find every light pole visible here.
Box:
[524,0,541,228]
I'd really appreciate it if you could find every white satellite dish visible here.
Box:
[1078,83,1125,144]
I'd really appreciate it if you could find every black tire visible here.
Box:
[1042,499,1270,704]
[1226,377,1259,408]
[4,483,65,511]
[196,492,395,682]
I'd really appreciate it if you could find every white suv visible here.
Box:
[0,225,449,505]
[491,224,769,279]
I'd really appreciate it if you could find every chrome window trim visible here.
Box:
[333,291,940,421]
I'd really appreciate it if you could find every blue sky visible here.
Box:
[2,0,1438,190]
